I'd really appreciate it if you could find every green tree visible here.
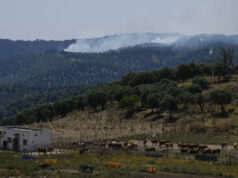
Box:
[208,89,232,114]
[74,95,87,111]
[119,95,139,109]
[176,64,191,82]
[184,84,202,94]
[157,79,177,91]
[0,106,5,119]
[138,85,158,107]
[218,48,234,66]
[87,89,108,111]
[38,104,54,122]
[213,62,231,83]
[157,67,175,81]
[200,64,213,76]
[179,91,193,110]
[166,86,184,97]
[232,64,238,74]
[193,93,207,113]
[146,92,163,113]
[188,63,202,77]
[161,94,178,120]
[53,99,74,117]
[128,72,156,86]
[111,86,132,102]
[121,72,136,86]
[192,77,209,90]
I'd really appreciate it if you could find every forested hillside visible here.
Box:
[0,43,238,88]
[1,34,238,89]
[0,39,75,58]
[0,84,102,120]
[2,60,238,128]
[0,34,237,122]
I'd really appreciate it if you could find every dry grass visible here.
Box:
[27,107,165,142]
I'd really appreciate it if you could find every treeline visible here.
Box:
[0,84,102,121]
[0,39,74,59]
[1,61,237,125]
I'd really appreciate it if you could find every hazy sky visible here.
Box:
[1,0,238,40]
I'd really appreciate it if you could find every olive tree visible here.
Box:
[119,95,139,109]
[208,89,232,114]
[192,77,209,90]
[161,94,178,121]
[193,93,207,113]
[213,62,231,83]
[146,92,163,113]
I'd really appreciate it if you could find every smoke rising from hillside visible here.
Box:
[64,33,182,53]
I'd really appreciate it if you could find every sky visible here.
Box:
[0,0,238,40]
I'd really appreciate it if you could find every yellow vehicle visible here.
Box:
[140,166,157,173]
[0,169,20,175]
[44,159,57,164]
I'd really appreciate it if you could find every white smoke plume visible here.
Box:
[65,33,183,53]
[151,36,181,44]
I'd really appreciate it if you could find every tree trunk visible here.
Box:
[183,103,188,110]
[200,104,204,113]
[169,111,172,120]
[218,76,221,83]
[221,104,225,113]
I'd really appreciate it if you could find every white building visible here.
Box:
[0,126,51,152]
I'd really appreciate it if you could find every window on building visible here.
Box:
[8,137,11,142]
[0,131,2,135]
[23,139,27,145]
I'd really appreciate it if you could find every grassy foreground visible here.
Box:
[1,151,238,177]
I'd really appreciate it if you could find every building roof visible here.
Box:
[0,126,44,132]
